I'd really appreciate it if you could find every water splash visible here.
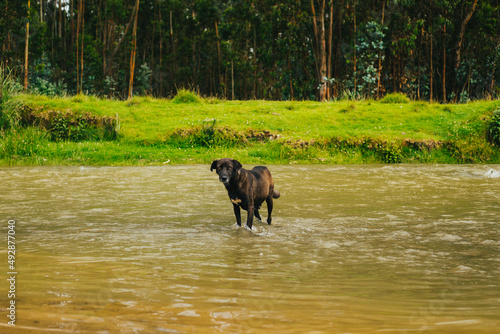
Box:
[484,168,500,178]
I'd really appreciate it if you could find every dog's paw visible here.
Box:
[244,225,254,232]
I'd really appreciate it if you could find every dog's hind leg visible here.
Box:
[265,195,273,225]
[254,208,262,221]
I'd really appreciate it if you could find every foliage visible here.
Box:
[380,93,410,104]
[354,21,386,99]
[20,107,118,142]
[49,114,117,142]
[0,127,49,159]
[1,0,498,101]
[0,66,23,130]
[29,54,68,97]
[169,119,246,148]
[172,89,203,104]
[134,64,152,96]
[487,107,500,146]
[103,76,118,98]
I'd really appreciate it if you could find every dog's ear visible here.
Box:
[210,160,218,172]
[232,159,242,170]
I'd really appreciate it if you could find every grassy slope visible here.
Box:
[2,94,500,165]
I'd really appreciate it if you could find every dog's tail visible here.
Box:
[273,190,281,199]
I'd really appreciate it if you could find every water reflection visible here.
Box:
[0,165,499,333]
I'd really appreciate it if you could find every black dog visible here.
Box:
[211,159,280,229]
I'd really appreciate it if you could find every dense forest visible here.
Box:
[1,0,499,101]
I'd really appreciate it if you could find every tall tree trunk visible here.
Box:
[334,0,344,98]
[215,20,222,90]
[24,0,30,92]
[253,26,257,99]
[170,10,176,82]
[353,0,357,94]
[158,0,162,68]
[80,0,85,94]
[51,4,54,59]
[159,0,162,94]
[192,10,196,87]
[70,0,74,47]
[442,21,446,102]
[451,0,477,101]
[231,60,234,100]
[111,1,138,63]
[40,0,43,22]
[376,1,385,99]
[102,0,107,75]
[311,0,327,101]
[58,0,62,39]
[417,24,422,100]
[327,1,333,100]
[76,0,81,94]
[63,4,67,51]
[128,0,140,99]
[430,28,433,103]
[288,55,294,100]
[311,0,319,98]
[224,67,227,99]
[319,1,327,101]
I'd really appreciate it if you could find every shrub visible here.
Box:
[169,120,246,148]
[172,89,202,104]
[21,108,118,142]
[29,53,68,97]
[103,76,118,98]
[380,92,410,104]
[134,64,152,96]
[487,107,500,146]
[0,127,49,159]
[204,97,222,104]
[0,66,23,130]
[31,77,68,97]
[339,103,356,113]
[379,145,403,163]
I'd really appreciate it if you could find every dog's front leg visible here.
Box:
[246,203,254,229]
[233,204,242,226]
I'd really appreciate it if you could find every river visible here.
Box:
[0,164,499,333]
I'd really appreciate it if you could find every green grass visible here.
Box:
[1,93,500,165]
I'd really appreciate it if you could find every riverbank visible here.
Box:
[1,93,500,165]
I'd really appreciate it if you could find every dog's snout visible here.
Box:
[220,175,229,183]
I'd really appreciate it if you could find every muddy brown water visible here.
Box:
[0,165,499,333]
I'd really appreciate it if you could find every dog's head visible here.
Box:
[210,158,242,185]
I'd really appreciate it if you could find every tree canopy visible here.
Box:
[1,0,499,101]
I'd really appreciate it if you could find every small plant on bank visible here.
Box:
[169,119,246,148]
[0,66,23,130]
[204,96,222,104]
[172,89,202,104]
[0,127,49,159]
[379,145,403,163]
[487,107,500,146]
[339,103,356,113]
[380,92,410,104]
